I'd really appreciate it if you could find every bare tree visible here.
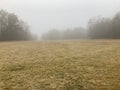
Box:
[0,10,36,41]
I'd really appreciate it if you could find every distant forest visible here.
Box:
[42,12,120,40]
[0,10,120,41]
[0,10,37,41]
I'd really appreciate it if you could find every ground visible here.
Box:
[0,40,120,90]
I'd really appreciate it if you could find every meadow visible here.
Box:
[0,40,120,90]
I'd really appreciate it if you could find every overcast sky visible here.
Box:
[0,0,120,36]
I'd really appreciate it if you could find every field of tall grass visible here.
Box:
[0,40,120,90]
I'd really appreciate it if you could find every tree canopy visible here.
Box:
[0,10,36,41]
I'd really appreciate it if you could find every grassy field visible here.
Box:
[0,40,120,90]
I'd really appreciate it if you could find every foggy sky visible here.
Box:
[0,0,120,36]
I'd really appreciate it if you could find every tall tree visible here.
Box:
[0,10,35,41]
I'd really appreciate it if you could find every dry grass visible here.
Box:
[0,40,120,90]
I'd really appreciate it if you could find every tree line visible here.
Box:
[0,10,37,41]
[42,12,120,40]
[42,27,87,40]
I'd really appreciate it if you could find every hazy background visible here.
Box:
[0,0,120,36]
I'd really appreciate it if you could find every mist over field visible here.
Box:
[0,0,120,90]
[0,0,120,38]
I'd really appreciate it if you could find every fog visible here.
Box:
[0,0,120,36]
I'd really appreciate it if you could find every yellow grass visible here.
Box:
[0,40,120,90]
